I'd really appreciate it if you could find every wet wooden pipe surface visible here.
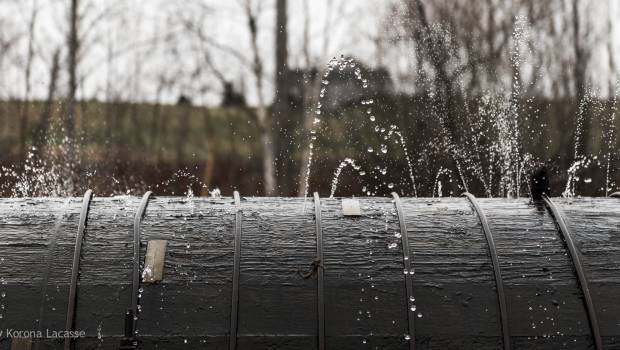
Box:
[0,197,618,349]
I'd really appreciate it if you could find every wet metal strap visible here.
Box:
[132,191,153,332]
[462,193,510,350]
[313,193,325,350]
[229,191,242,350]
[391,193,415,350]
[64,190,93,350]
[542,195,602,350]
[36,198,72,350]
[610,192,620,198]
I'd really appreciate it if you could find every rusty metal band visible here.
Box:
[391,193,415,350]
[64,190,93,350]
[132,191,153,332]
[462,192,510,350]
[542,194,602,350]
[313,193,325,350]
[229,191,242,350]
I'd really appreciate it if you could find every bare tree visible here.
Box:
[0,9,23,149]
[64,0,80,164]
[19,0,38,159]
[571,0,591,156]
[33,49,61,154]
[273,0,294,194]
[607,0,617,96]
[243,0,277,195]
[296,0,344,196]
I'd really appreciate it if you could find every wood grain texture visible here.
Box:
[143,240,167,283]
[0,196,618,350]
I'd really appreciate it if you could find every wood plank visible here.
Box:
[143,240,167,283]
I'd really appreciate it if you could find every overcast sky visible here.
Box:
[0,0,618,105]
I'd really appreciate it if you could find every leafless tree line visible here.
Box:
[0,0,618,195]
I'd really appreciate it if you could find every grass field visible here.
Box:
[0,97,618,197]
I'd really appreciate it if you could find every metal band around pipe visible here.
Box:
[542,194,602,350]
[229,191,242,350]
[132,191,153,332]
[391,193,415,350]
[610,192,620,198]
[313,193,325,350]
[64,190,93,350]
[462,193,510,350]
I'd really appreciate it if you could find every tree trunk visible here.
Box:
[245,0,277,196]
[607,0,617,98]
[273,0,292,194]
[33,50,60,154]
[257,106,277,196]
[176,103,191,168]
[572,0,589,156]
[296,0,319,197]
[65,0,79,163]
[19,0,38,160]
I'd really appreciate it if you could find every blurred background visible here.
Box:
[0,0,618,198]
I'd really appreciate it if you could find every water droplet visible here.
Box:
[380,144,387,153]
[404,334,411,340]
[367,147,374,153]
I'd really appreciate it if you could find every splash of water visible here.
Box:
[562,157,592,198]
[432,167,451,199]
[302,56,419,200]
[604,80,618,196]
[330,158,363,198]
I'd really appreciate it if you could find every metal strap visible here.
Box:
[313,193,325,350]
[610,192,620,198]
[229,191,242,350]
[64,190,93,350]
[542,194,602,350]
[462,193,510,350]
[391,193,415,350]
[36,198,72,350]
[132,191,153,332]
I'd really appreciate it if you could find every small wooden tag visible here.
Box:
[11,338,32,350]
[143,240,167,283]
[342,199,362,216]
